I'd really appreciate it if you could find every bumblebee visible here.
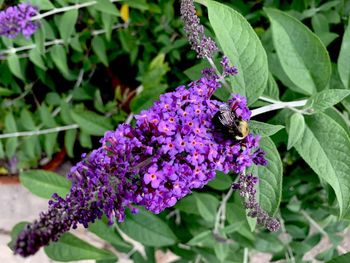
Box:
[212,104,249,140]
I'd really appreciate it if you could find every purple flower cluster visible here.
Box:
[0,3,38,38]
[232,174,280,232]
[180,0,218,58]
[14,73,267,257]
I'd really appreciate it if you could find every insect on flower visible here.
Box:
[212,103,249,140]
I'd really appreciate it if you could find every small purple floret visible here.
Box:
[0,4,39,38]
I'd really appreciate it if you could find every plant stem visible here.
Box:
[31,0,121,20]
[251,99,308,117]
[243,248,249,263]
[0,124,79,139]
[213,185,234,234]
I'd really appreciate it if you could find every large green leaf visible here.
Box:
[119,208,177,247]
[294,113,350,217]
[203,0,268,105]
[7,53,24,80]
[92,36,109,66]
[327,252,350,263]
[70,109,113,136]
[265,8,331,95]
[45,233,116,262]
[255,137,283,215]
[338,16,350,89]
[20,170,71,199]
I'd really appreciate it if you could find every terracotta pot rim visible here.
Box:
[0,175,20,185]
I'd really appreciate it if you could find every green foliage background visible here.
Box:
[2,0,350,262]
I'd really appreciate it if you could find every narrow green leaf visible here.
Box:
[34,27,46,54]
[20,170,71,199]
[204,0,268,105]
[58,10,78,43]
[39,104,56,127]
[0,87,14,96]
[252,137,283,215]
[263,73,280,100]
[70,109,113,136]
[287,113,305,150]
[338,16,350,89]
[7,53,24,80]
[64,129,76,157]
[79,131,92,148]
[92,36,108,66]
[94,0,120,16]
[294,113,350,217]
[265,8,331,95]
[50,45,70,77]
[194,193,219,224]
[45,233,116,262]
[4,112,18,158]
[249,121,284,137]
[119,208,177,247]
[221,221,244,235]
[187,230,212,246]
[305,89,350,112]
[29,48,47,70]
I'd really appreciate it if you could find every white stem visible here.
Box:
[213,187,234,234]
[243,248,249,263]
[0,23,126,56]
[205,56,231,90]
[31,0,121,20]
[0,124,79,139]
[259,96,280,104]
[251,99,307,117]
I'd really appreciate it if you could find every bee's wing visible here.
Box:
[218,104,237,127]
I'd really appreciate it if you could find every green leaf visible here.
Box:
[88,218,132,253]
[287,112,305,150]
[29,48,47,70]
[39,103,56,128]
[8,222,28,250]
[0,87,14,96]
[251,137,283,215]
[7,53,24,80]
[294,113,350,217]
[50,45,70,78]
[338,17,350,89]
[119,208,177,247]
[208,171,232,190]
[249,121,284,138]
[221,221,244,235]
[79,131,92,148]
[327,252,350,263]
[92,36,108,66]
[263,73,280,100]
[58,10,78,43]
[214,243,229,262]
[45,233,116,262]
[194,193,219,224]
[70,109,113,136]
[187,230,212,246]
[265,8,331,95]
[305,89,350,112]
[30,0,54,10]
[64,129,76,157]
[34,27,46,54]
[20,170,71,199]
[4,112,18,158]
[204,0,268,105]
[94,0,120,16]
